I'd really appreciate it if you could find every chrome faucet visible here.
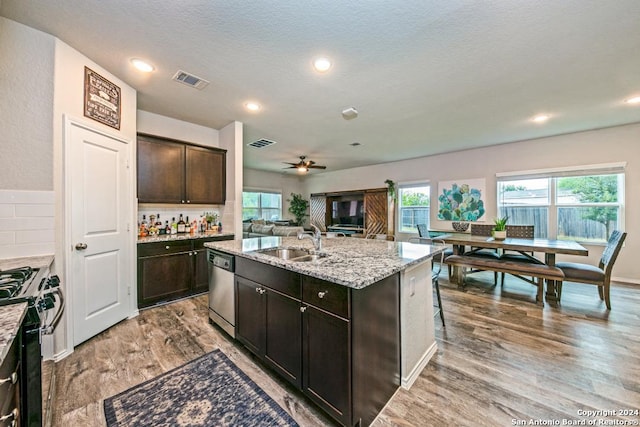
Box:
[298,224,322,251]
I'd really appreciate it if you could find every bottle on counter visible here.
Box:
[139,215,148,237]
[164,221,171,235]
[155,214,163,232]
[218,221,222,232]
[177,214,186,233]
[171,217,178,235]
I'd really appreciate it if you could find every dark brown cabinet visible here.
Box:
[137,236,233,308]
[234,257,400,427]
[137,134,226,204]
[302,305,350,425]
[0,335,20,427]
[235,260,302,388]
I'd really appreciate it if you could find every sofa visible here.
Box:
[242,220,304,238]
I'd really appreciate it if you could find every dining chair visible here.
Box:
[417,224,453,279]
[464,223,499,285]
[499,225,536,286]
[556,230,627,310]
[407,236,445,326]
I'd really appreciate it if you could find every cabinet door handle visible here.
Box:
[189,252,193,256]
[181,200,185,204]
[0,370,17,385]
[300,306,307,313]
[187,200,191,203]
[165,246,170,250]
[318,291,327,299]
[256,287,266,294]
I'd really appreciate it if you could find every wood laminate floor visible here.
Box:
[49,273,640,427]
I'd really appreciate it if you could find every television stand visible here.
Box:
[327,225,364,236]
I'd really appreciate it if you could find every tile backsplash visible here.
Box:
[0,190,55,259]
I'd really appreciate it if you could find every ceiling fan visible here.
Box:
[284,155,327,172]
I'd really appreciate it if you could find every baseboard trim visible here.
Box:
[401,341,438,390]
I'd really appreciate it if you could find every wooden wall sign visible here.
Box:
[84,67,121,130]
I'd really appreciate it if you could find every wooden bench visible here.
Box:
[446,255,565,306]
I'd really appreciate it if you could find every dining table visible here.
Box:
[436,233,589,302]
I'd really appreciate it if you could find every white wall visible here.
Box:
[0,17,54,190]
[243,169,305,222]
[219,121,243,237]
[137,110,219,147]
[304,124,640,283]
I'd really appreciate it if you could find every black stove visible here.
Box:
[0,264,63,427]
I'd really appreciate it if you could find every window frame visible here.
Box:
[396,181,431,235]
[242,188,283,221]
[496,163,625,244]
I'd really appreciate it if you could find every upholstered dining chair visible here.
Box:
[499,225,536,286]
[407,236,445,326]
[464,223,499,285]
[556,230,627,310]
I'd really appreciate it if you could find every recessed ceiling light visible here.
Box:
[313,57,332,73]
[245,101,261,112]
[131,58,154,73]
[625,96,640,104]
[532,114,550,123]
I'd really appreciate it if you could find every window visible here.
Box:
[242,190,282,220]
[497,178,549,238]
[398,183,430,233]
[498,165,624,243]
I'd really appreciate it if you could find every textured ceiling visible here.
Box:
[2,0,640,173]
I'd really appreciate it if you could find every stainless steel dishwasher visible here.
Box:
[207,249,235,338]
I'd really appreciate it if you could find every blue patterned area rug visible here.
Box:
[104,349,298,427]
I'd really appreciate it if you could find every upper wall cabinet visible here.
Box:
[137,134,226,204]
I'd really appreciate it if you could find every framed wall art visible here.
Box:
[84,66,121,130]
[437,178,486,221]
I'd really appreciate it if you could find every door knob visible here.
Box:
[75,243,88,250]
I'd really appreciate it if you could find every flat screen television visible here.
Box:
[330,196,364,227]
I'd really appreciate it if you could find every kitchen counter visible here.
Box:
[204,236,443,289]
[137,231,235,244]
[0,254,54,271]
[0,302,27,365]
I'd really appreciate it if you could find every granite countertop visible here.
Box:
[0,254,54,271]
[0,302,27,366]
[138,231,235,244]
[205,236,444,289]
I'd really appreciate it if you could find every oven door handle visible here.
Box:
[41,288,65,335]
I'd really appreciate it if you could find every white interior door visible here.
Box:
[68,121,131,346]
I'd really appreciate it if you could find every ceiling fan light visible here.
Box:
[297,166,308,172]
[625,96,640,104]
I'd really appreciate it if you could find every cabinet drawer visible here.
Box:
[302,276,350,319]
[138,240,193,257]
[0,336,19,403]
[236,257,300,299]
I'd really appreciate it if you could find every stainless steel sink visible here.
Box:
[257,248,326,262]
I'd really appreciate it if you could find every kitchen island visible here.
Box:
[204,236,443,427]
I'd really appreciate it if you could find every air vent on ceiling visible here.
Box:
[172,70,210,90]
[247,139,277,149]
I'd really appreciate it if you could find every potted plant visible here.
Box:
[493,216,509,240]
[287,193,309,227]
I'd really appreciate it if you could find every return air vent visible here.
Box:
[172,70,210,90]
[247,139,277,149]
